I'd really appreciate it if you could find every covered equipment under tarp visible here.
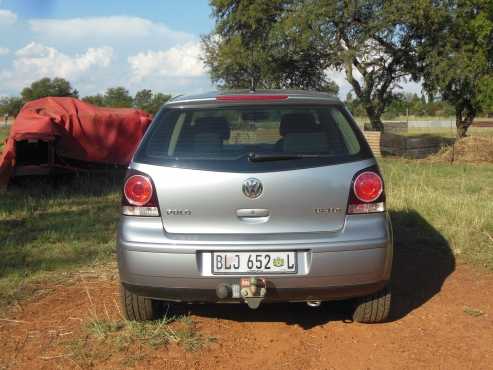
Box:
[0,97,152,187]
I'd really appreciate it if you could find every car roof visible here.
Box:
[165,89,341,107]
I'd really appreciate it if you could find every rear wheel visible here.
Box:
[120,284,162,321]
[352,286,391,323]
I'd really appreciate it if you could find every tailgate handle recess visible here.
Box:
[236,209,270,218]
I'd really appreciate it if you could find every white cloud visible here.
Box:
[128,42,205,81]
[29,16,192,45]
[0,42,114,95]
[0,9,16,25]
[14,42,113,79]
[0,46,9,55]
[0,15,212,96]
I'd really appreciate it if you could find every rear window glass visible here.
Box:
[135,105,372,172]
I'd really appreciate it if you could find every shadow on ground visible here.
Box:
[388,209,455,321]
[178,210,455,329]
[7,170,125,197]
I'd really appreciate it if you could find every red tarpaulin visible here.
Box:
[0,97,152,187]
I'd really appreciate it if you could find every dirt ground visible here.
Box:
[1,250,492,370]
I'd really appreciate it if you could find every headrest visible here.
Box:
[193,116,231,140]
[280,113,319,137]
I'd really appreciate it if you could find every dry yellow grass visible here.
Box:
[427,136,493,164]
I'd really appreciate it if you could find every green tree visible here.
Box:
[134,89,153,111]
[0,96,24,117]
[82,94,105,107]
[296,1,441,131]
[419,0,493,137]
[382,93,406,120]
[203,1,447,130]
[148,93,171,115]
[477,76,493,115]
[103,87,133,108]
[346,95,367,117]
[202,0,339,92]
[134,90,171,115]
[406,94,426,116]
[21,77,79,102]
[319,80,339,95]
[345,92,353,104]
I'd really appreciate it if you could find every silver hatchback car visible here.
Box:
[117,90,393,323]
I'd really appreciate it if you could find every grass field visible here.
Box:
[402,127,493,138]
[0,126,9,151]
[380,159,493,268]
[0,122,492,309]
[0,158,492,309]
[0,174,123,308]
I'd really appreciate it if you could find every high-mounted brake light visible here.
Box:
[122,172,160,217]
[347,169,385,214]
[216,95,288,102]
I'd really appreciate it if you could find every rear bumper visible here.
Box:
[117,213,393,303]
[122,281,388,303]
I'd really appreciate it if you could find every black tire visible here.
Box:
[120,284,162,321]
[352,286,391,323]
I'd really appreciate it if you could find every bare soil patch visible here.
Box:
[1,259,492,370]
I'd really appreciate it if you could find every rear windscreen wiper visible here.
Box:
[248,152,328,162]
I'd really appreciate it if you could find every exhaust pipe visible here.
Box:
[306,300,321,307]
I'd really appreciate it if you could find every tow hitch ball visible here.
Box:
[216,277,267,309]
[240,277,267,309]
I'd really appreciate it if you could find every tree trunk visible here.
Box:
[456,120,469,138]
[455,110,474,139]
[365,105,385,132]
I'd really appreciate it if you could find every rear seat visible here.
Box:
[279,113,328,153]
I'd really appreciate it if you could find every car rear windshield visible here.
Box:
[134,105,372,172]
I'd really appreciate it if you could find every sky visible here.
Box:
[0,0,420,99]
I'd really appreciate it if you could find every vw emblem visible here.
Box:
[242,178,263,199]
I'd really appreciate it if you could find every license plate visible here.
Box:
[212,251,297,274]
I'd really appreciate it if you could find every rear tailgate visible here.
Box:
[139,162,369,235]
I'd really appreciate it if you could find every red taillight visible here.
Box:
[216,95,288,102]
[353,172,383,203]
[347,169,385,214]
[122,172,160,217]
[124,175,153,206]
